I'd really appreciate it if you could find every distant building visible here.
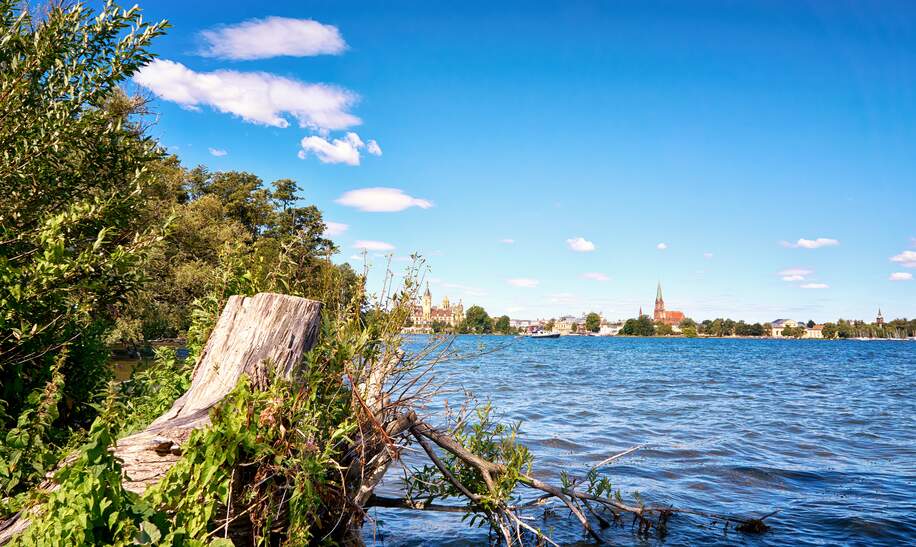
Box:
[876,308,885,325]
[599,322,624,336]
[410,285,464,328]
[805,324,824,339]
[653,282,685,326]
[554,315,579,335]
[769,319,798,337]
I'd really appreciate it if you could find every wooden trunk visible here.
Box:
[116,292,322,493]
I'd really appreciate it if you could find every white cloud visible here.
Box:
[366,140,382,156]
[208,147,227,157]
[582,272,609,282]
[889,272,913,281]
[336,187,432,212]
[781,238,839,249]
[779,268,813,282]
[353,240,394,251]
[566,237,595,252]
[500,238,515,244]
[507,278,539,288]
[800,283,829,289]
[890,250,916,268]
[200,16,346,60]
[297,132,381,165]
[134,59,360,130]
[548,292,576,304]
[322,221,348,237]
[703,252,713,259]
[656,242,668,250]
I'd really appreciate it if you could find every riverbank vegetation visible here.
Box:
[0,2,777,544]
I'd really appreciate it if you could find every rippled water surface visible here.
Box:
[363,336,916,546]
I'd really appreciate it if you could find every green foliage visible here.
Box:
[406,403,532,514]
[620,316,655,336]
[11,408,160,546]
[0,352,67,513]
[822,322,838,339]
[461,305,493,334]
[585,312,601,333]
[780,325,807,338]
[0,0,167,494]
[681,325,698,338]
[654,322,674,336]
[114,348,193,436]
[494,315,511,334]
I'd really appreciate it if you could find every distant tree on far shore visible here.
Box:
[806,319,816,328]
[621,316,655,336]
[781,325,806,338]
[461,305,492,334]
[544,319,555,332]
[494,315,511,334]
[821,322,838,339]
[679,318,697,330]
[682,325,698,337]
[585,312,601,333]
[655,322,674,336]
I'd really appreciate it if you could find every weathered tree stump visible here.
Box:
[0,293,322,543]
[116,292,321,493]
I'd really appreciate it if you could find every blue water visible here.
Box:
[364,336,916,546]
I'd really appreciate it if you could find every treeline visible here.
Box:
[424,306,514,335]
[618,316,916,338]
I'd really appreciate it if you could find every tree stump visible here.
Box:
[0,293,322,543]
[116,292,322,493]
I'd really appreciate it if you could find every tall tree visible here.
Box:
[462,306,492,334]
[585,312,601,333]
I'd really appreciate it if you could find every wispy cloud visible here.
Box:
[366,140,382,156]
[566,237,595,252]
[779,268,813,282]
[134,59,360,130]
[582,272,609,282]
[298,132,380,165]
[800,283,829,289]
[703,252,713,259]
[336,187,432,212]
[889,272,913,281]
[781,238,839,249]
[548,292,575,304]
[322,221,348,237]
[499,238,515,244]
[890,250,916,268]
[656,242,668,250]
[353,240,394,251]
[507,278,539,288]
[208,147,227,157]
[199,16,346,60]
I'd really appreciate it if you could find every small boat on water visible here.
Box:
[529,332,560,339]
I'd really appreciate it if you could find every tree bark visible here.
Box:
[116,292,322,493]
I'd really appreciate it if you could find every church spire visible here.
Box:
[424,283,431,298]
[656,281,663,302]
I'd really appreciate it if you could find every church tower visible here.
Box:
[422,284,432,322]
[876,308,885,325]
[654,282,666,322]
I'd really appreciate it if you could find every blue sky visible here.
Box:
[132,0,915,322]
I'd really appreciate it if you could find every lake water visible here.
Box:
[364,336,916,546]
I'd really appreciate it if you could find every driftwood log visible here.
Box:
[0,293,322,543]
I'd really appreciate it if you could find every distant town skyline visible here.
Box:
[135,1,915,322]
